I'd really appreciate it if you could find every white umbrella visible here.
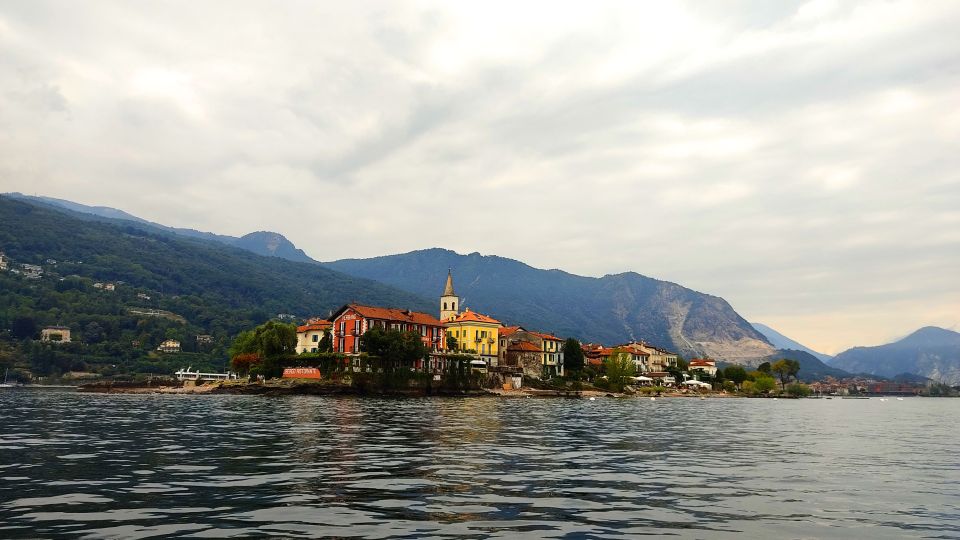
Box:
[632,376,653,382]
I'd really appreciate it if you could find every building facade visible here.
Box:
[157,339,181,353]
[330,304,446,356]
[445,309,501,365]
[296,320,332,354]
[688,358,718,377]
[498,327,564,377]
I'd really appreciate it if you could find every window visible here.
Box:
[312,334,319,342]
[443,302,447,310]
[452,302,456,311]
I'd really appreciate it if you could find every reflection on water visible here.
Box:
[1,391,959,538]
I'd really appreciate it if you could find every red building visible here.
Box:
[329,304,447,357]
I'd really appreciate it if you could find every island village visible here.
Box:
[1,249,931,397]
[267,270,697,393]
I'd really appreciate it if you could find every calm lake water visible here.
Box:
[1,391,958,539]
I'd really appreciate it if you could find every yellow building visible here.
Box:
[446,310,501,365]
[439,270,500,366]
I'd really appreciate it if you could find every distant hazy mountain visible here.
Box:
[830,327,960,384]
[4,193,316,264]
[325,248,774,362]
[762,349,850,382]
[751,323,833,362]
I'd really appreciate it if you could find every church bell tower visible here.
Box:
[440,269,459,322]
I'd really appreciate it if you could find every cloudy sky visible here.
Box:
[1,0,958,353]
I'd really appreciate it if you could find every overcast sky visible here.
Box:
[1,0,958,353]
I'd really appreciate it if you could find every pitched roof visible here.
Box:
[499,325,523,337]
[507,340,541,352]
[689,359,716,367]
[531,331,562,342]
[336,304,445,327]
[297,321,331,333]
[447,309,500,325]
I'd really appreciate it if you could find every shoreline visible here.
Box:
[74,380,746,398]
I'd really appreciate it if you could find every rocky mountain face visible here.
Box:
[751,323,833,362]
[325,249,774,362]
[830,327,960,384]
[4,193,316,264]
[233,232,314,263]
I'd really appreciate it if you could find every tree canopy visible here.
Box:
[360,326,428,365]
[563,338,585,373]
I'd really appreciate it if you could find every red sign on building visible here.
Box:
[282,367,322,379]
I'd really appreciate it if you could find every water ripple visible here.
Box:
[0,391,959,538]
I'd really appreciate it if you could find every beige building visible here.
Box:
[157,339,181,353]
[627,341,678,372]
[296,321,332,354]
[41,326,71,343]
[0,252,7,271]
[689,358,718,378]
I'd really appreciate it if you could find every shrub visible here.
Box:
[786,383,812,397]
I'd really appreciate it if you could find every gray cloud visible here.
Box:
[0,0,958,353]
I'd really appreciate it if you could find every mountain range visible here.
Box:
[7,192,955,384]
[829,327,960,384]
[5,194,315,263]
[325,249,775,362]
[4,193,777,362]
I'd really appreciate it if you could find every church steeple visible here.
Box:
[443,269,456,296]
[440,269,459,321]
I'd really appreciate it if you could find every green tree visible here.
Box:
[786,383,812,397]
[757,361,772,375]
[446,334,459,352]
[11,316,37,340]
[317,329,333,353]
[603,348,635,392]
[724,365,748,389]
[563,338,585,374]
[228,321,296,378]
[771,359,800,390]
[360,326,428,367]
[753,375,777,395]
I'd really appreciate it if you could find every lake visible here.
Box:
[1,391,958,538]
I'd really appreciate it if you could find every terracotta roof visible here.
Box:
[448,309,500,325]
[507,340,541,353]
[689,359,716,367]
[297,322,331,333]
[341,304,445,327]
[531,331,562,342]
[617,343,650,356]
[499,325,522,337]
